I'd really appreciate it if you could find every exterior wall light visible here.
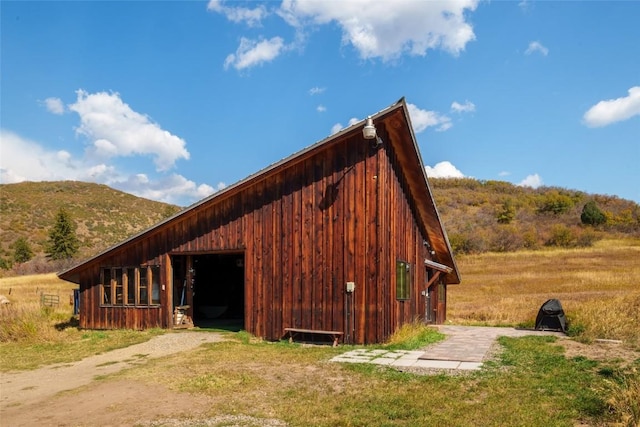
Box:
[363,117,377,139]
[363,116,383,147]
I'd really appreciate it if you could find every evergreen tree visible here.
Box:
[581,201,606,226]
[13,237,34,263]
[46,208,80,260]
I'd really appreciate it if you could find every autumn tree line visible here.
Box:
[430,178,640,254]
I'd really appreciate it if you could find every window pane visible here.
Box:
[114,268,123,305]
[396,260,410,300]
[139,267,148,305]
[151,265,161,305]
[102,269,111,305]
[126,268,136,305]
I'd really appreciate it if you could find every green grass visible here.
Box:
[0,328,165,371]
[115,331,629,426]
[383,320,445,350]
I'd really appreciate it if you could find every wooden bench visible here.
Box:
[284,327,344,347]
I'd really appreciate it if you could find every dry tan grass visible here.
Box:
[0,273,76,342]
[448,238,640,345]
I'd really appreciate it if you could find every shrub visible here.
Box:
[522,228,540,249]
[489,225,524,252]
[538,191,575,215]
[448,232,485,254]
[496,199,516,224]
[546,224,576,247]
[0,257,12,270]
[12,237,34,264]
[581,201,606,226]
[576,229,600,247]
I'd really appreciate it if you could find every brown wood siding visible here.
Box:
[75,122,441,342]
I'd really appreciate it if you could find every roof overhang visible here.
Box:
[424,259,454,274]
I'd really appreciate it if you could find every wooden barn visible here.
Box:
[58,98,460,345]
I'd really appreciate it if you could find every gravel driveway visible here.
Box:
[0,331,225,409]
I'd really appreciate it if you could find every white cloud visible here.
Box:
[407,103,452,132]
[309,86,325,95]
[118,173,223,205]
[207,0,267,27]
[518,173,543,188]
[0,128,215,206]
[425,161,465,178]
[224,37,285,70]
[279,0,478,61]
[519,1,531,12]
[0,130,78,183]
[68,90,189,171]
[316,105,326,112]
[525,41,548,56]
[498,171,511,177]
[330,117,359,134]
[42,97,65,115]
[330,104,452,135]
[451,100,475,113]
[583,86,640,128]
[330,123,343,135]
[214,1,478,68]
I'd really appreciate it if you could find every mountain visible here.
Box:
[0,181,181,264]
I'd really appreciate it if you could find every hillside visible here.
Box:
[1,179,639,272]
[430,178,640,253]
[0,181,181,267]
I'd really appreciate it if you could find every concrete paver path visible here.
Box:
[331,325,564,371]
[420,325,564,362]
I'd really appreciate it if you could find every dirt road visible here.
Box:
[1,332,225,426]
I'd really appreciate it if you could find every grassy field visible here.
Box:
[0,273,163,370]
[113,333,636,426]
[1,240,639,425]
[448,238,640,346]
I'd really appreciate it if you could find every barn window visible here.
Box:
[114,268,123,304]
[102,269,112,304]
[139,267,149,305]
[396,260,411,300]
[100,266,161,307]
[126,268,136,305]
[151,265,161,305]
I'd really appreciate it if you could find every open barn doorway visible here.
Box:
[172,253,245,331]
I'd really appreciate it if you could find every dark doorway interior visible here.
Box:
[174,253,245,331]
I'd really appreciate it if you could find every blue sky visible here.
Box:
[1,0,639,206]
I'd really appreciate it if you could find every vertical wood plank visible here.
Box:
[292,163,303,328]
[281,168,293,332]
[301,160,313,329]
[312,157,324,330]
[333,145,346,335]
